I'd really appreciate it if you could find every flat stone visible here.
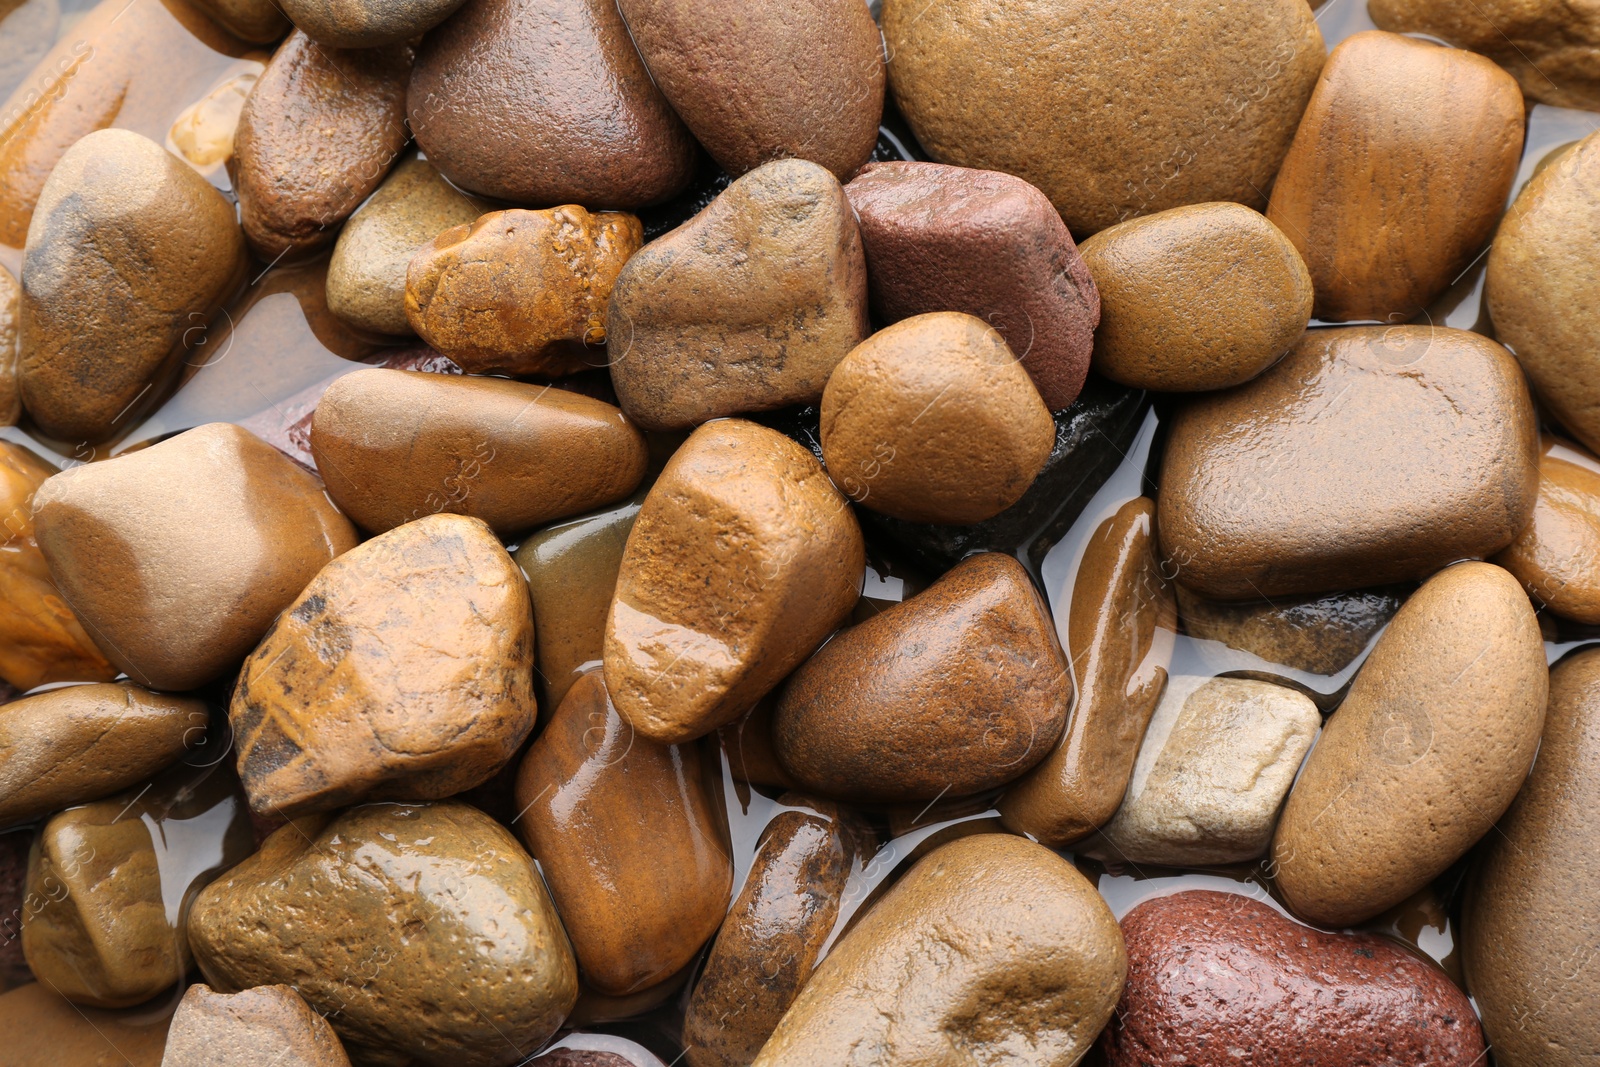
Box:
[1176,583,1407,677]
[1496,436,1600,623]
[161,983,351,1067]
[282,0,463,46]
[0,983,169,1066]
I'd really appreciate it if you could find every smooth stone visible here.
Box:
[615,0,883,180]
[1487,129,1600,456]
[1497,436,1600,623]
[773,552,1070,804]
[326,155,485,336]
[405,206,643,377]
[310,369,647,536]
[189,802,578,1067]
[819,312,1054,524]
[752,834,1125,1067]
[0,682,205,827]
[1080,202,1312,392]
[1272,561,1547,926]
[1267,31,1523,323]
[19,128,246,443]
[0,983,169,1066]
[1158,326,1538,599]
[718,697,796,791]
[607,159,870,431]
[190,0,285,40]
[1000,497,1175,846]
[604,419,864,743]
[514,671,732,995]
[0,262,16,425]
[1104,891,1486,1067]
[32,423,359,691]
[844,162,1099,410]
[880,0,1324,236]
[169,69,259,171]
[1176,583,1407,676]
[231,513,536,818]
[408,0,696,207]
[0,0,58,103]
[233,31,411,260]
[282,0,464,46]
[23,767,252,1008]
[1463,646,1600,1067]
[162,983,351,1067]
[0,442,116,691]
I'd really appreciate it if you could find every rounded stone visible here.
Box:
[1176,583,1407,678]
[189,0,287,41]
[281,0,465,46]
[162,983,352,1067]
[1496,435,1600,624]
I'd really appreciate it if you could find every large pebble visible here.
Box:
[753,834,1124,1067]
[1159,326,1538,598]
[232,513,536,818]
[773,552,1069,804]
[0,264,16,425]
[604,419,863,743]
[408,0,695,206]
[1177,583,1406,678]
[608,159,869,431]
[1272,561,1546,926]
[0,983,169,1066]
[282,0,463,47]
[162,983,351,1067]
[189,802,578,1067]
[1267,31,1523,323]
[19,129,245,443]
[1496,436,1600,623]
[1104,891,1486,1066]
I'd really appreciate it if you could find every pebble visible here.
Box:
[32,423,358,691]
[879,0,1324,235]
[232,31,412,260]
[405,206,643,377]
[772,552,1070,804]
[19,128,245,444]
[607,159,870,430]
[752,834,1124,1067]
[616,0,884,180]
[1463,646,1600,1067]
[604,419,864,743]
[718,698,797,791]
[0,264,16,425]
[1496,436,1600,623]
[1080,202,1313,391]
[162,983,352,1067]
[408,0,696,207]
[0,983,169,1066]
[282,0,464,47]
[0,829,27,987]
[1158,326,1539,598]
[1267,31,1523,323]
[844,162,1099,411]
[819,312,1055,524]
[514,671,732,995]
[0,682,204,827]
[189,802,578,1067]
[1487,129,1600,455]
[1272,561,1547,926]
[169,70,259,171]
[189,0,286,41]
[1177,583,1407,677]
[1104,891,1486,1067]
[325,155,485,336]
[231,513,537,818]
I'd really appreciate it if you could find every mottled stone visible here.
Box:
[0,983,169,1066]
[283,0,464,46]
[162,983,351,1067]
[1177,584,1407,676]
[1497,436,1600,623]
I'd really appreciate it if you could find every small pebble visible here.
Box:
[282,0,465,47]
[161,983,352,1067]
[1496,435,1600,623]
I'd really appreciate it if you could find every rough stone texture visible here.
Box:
[1080,202,1313,391]
[773,552,1069,804]
[1104,891,1486,1067]
[1497,436,1600,623]
[232,31,411,260]
[1267,32,1523,323]
[1273,562,1547,926]
[32,423,358,691]
[1464,646,1600,1067]
[880,0,1325,236]
[189,0,286,41]
[282,0,463,46]
[405,206,643,377]
[607,159,870,431]
[1487,129,1600,456]
[162,983,351,1067]
[1158,326,1538,599]
[189,802,578,1067]
[844,161,1098,410]
[752,834,1125,1067]
[19,129,245,444]
[604,419,864,743]
[1176,584,1407,677]
[407,0,696,207]
[0,263,17,426]
[0,982,170,1066]
[231,513,536,819]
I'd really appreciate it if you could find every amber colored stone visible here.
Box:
[717,697,795,791]
[1496,436,1600,623]
[162,983,351,1067]
[0,983,169,1066]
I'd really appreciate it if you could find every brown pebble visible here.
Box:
[0,983,169,1066]
[0,263,17,426]
[188,0,286,41]
[281,0,463,47]
[717,698,796,791]
[1176,583,1407,677]
[161,983,351,1067]
[1496,436,1600,623]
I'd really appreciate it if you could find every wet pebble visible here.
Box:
[189,0,286,42]
[1496,436,1600,623]
[162,983,352,1067]
[1176,583,1407,678]
[0,983,169,1066]
[0,263,16,425]
[282,0,465,47]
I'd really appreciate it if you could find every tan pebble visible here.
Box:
[161,983,351,1067]
[169,68,259,169]
[1496,436,1600,624]
[0,983,168,1066]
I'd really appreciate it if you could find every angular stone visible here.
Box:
[1267,31,1523,323]
[1177,583,1407,677]
[1496,436,1600,623]
[188,0,285,41]
[405,206,643,376]
[1273,562,1547,926]
[773,552,1069,804]
[0,263,17,425]
[32,423,358,691]
[162,983,351,1067]
[0,983,169,1066]
[282,0,463,46]
[232,513,536,818]
[1158,326,1538,599]
[19,129,246,443]
[604,419,863,743]
[189,802,578,1067]
[607,159,869,431]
